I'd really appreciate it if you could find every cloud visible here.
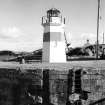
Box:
[0,40,42,51]
[80,33,96,43]
[66,32,100,47]
[0,26,42,51]
[0,27,23,39]
[81,33,104,44]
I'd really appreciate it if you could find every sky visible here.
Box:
[0,0,105,52]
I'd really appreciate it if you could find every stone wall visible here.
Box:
[0,67,105,105]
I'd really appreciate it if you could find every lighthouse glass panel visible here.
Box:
[50,17,61,24]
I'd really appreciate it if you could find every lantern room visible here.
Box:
[47,8,61,17]
[42,8,65,25]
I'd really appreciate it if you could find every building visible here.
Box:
[42,8,66,63]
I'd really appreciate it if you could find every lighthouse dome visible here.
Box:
[47,8,61,17]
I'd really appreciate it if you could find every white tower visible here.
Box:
[42,8,66,63]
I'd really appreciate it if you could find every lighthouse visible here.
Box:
[42,8,66,63]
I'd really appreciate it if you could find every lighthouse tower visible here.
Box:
[42,8,66,63]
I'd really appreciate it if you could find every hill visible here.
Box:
[0,50,17,61]
[0,50,16,56]
[0,44,105,62]
[0,49,42,62]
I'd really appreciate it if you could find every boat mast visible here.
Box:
[103,33,104,44]
[96,0,100,59]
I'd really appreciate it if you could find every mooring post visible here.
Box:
[43,69,50,105]
[66,69,74,105]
